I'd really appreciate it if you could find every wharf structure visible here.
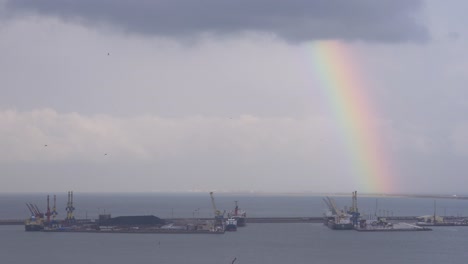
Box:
[1,216,423,226]
[322,191,436,232]
[22,191,225,234]
[13,190,468,233]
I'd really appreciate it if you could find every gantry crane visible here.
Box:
[51,195,58,222]
[209,192,224,227]
[26,203,43,219]
[324,196,341,216]
[65,191,75,223]
[26,203,35,217]
[348,191,360,226]
[44,195,52,223]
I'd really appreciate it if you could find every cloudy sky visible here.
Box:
[1,0,467,194]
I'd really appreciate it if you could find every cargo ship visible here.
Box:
[322,195,356,230]
[25,216,44,231]
[25,203,45,231]
[227,201,246,227]
[327,215,354,230]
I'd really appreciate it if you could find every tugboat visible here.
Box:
[225,218,237,231]
[228,201,247,227]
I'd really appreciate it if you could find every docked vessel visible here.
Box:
[228,201,246,227]
[25,203,45,231]
[225,218,237,231]
[327,215,354,230]
[322,194,358,230]
[25,216,44,231]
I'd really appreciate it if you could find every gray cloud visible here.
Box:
[2,108,468,194]
[0,109,351,192]
[3,0,468,194]
[5,0,429,43]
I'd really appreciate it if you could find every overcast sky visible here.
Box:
[1,0,467,194]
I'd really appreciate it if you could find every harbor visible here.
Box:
[8,190,468,234]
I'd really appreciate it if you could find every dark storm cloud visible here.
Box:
[5,0,429,43]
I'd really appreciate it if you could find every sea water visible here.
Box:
[1,193,468,264]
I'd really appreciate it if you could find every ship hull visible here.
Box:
[234,217,246,227]
[328,222,354,230]
[25,224,44,231]
[225,224,237,231]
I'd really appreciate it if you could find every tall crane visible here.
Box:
[65,191,75,223]
[349,191,358,213]
[26,203,44,218]
[29,203,38,216]
[51,195,58,222]
[44,195,52,223]
[209,192,224,227]
[324,197,341,216]
[33,204,43,218]
[26,203,35,217]
[348,191,360,226]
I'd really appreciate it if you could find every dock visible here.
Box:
[42,228,225,234]
[355,223,432,232]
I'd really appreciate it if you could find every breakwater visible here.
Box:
[0,219,23,225]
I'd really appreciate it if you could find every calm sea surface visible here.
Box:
[1,193,468,264]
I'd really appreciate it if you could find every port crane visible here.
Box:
[51,195,58,222]
[44,195,52,223]
[323,197,341,216]
[347,191,360,226]
[26,203,44,219]
[209,192,224,227]
[26,203,35,217]
[65,191,75,223]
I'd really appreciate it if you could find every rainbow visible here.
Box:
[309,41,392,193]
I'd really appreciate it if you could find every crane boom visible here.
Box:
[209,192,221,216]
[209,192,225,228]
[29,203,39,216]
[34,204,42,215]
[325,197,341,216]
[25,203,35,216]
[322,198,332,211]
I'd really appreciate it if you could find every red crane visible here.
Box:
[26,203,43,218]
[25,203,35,217]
